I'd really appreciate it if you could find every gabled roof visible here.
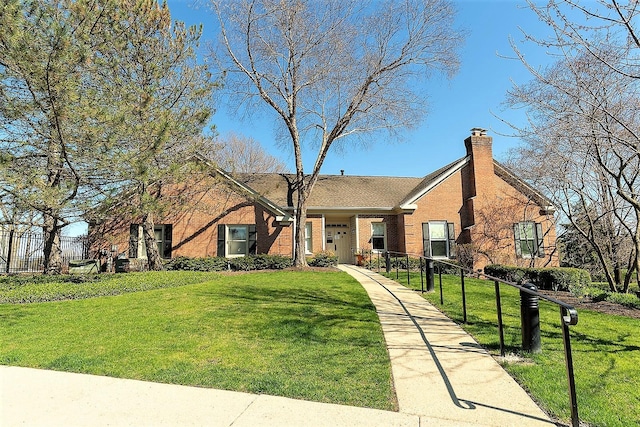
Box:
[233,173,423,211]
[398,157,470,209]
[205,156,554,215]
[493,161,555,211]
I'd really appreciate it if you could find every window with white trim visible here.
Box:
[228,225,248,257]
[422,221,455,258]
[217,224,257,257]
[371,223,386,252]
[514,221,545,258]
[305,222,313,254]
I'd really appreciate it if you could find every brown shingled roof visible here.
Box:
[233,173,423,209]
[226,159,553,213]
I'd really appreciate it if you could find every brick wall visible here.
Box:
[306,215,324,255]
[404,170,464,256]
[400,129,558,270]
[355,215,398,253]
[90,183,294,259]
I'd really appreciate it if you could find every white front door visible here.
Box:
[325,225,351,263]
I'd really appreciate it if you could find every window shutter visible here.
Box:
[447,222,456,258]
[163,225,173,258]
[422,223,431,257]
[249,225,257,255]
[129,224,138,258]
[536,223,545,257]
[513,223,522,257]
[217,224,226,257]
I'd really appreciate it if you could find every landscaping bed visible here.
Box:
[540,290,640,319]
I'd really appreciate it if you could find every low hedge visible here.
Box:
[164,256,229,271]
[364,255,463,274]
[307,251,338,267]
[165,254,293,272]
[483,264,591,291]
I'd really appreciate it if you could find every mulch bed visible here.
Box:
[539,290,640,320]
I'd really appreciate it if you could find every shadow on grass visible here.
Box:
[202,284,383,347]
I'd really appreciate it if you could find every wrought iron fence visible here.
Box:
[0,229,89,274]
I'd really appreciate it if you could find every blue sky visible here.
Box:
[165,0,552,177]
[66,0,553,236]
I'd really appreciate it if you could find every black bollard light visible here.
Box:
[426,259,435,292]
[520,283,541,353]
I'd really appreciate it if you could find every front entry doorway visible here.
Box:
[325,224,351,263]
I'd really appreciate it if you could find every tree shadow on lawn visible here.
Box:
[205,285,384,347]
[443,310,640,355]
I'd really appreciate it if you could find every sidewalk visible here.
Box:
[1,266,555,426]
[339,265,554,426]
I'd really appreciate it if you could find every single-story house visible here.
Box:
[89,128,558,270]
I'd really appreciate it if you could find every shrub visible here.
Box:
[308,250,338,267]
[363,255,463,274]
[384,255,422,271]
[164,256,229,272]
[484,264,591,292]
[605,292,640,309]
[434,260,464,275]
[251,254,293,270]
[165,255,294,272]
[229,256,255,271]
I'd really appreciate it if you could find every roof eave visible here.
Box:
[196,156,293,223]
[400,157,470,206]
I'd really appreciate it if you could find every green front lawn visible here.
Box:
[387,271,640,427]
[0,270,396,410]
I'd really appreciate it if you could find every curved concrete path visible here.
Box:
[1,266,555,426]
[339,265,554,426]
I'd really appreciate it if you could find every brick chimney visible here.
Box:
[465,128,495,200]
[461,128,495,230]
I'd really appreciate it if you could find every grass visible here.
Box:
[0,271,222,303]
[385,270,640,427]
[0,270,396,410]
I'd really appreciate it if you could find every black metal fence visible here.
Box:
[366,250,580,427]
[0,229,89,274]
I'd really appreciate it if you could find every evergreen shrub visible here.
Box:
[307,250,338,267]
[484,264,591,291]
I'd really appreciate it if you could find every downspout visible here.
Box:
[354,214,360,253]
[292,209,297,259]
[321,215,326,251]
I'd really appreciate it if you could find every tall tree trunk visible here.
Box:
[141,213,163,271]
[293,188,308,267]
[42,212,62,275]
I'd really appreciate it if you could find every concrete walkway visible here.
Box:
[339,265,554,426]
[1,266,555,426]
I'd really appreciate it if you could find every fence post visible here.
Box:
[5,228,14,274]
[406,254,410,286]
[438,264,444,305]
[385,251,390,273]
[494,280,505,357]
[520,283,541,353]
[420,257,424,293]
[460,269,467,324]
[426,259,435,292]
[561,306,580,427]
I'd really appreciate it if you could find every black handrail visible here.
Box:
[378,250,580,427]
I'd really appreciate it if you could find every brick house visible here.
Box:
[90,129,558,270]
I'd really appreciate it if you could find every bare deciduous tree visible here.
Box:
[210,0,464,265]
[207,132,288,173]
[505,0,640,291]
